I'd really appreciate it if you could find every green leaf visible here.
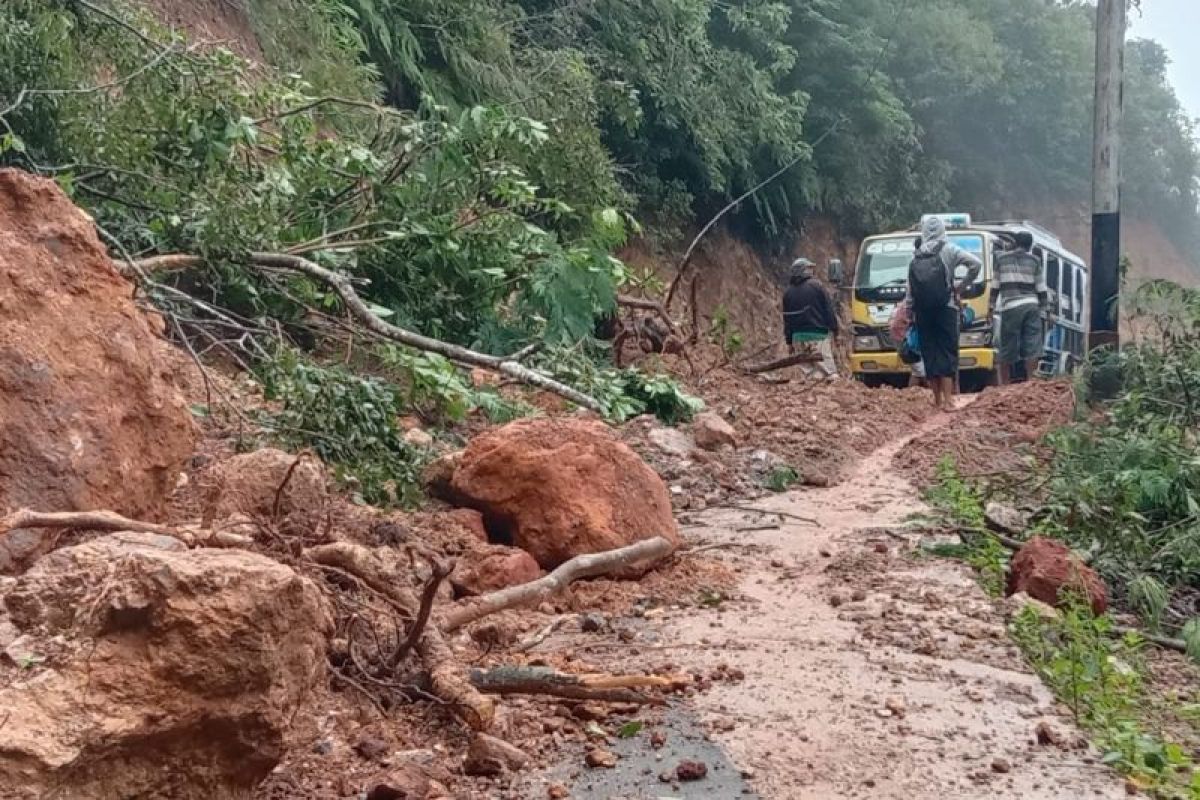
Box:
[616,720,644,738]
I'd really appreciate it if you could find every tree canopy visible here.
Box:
[334,0,1199,250]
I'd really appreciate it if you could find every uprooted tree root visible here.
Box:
[306,536,676,728]
[1,505,679,731]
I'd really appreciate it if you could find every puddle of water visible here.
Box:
[524,706,758,800]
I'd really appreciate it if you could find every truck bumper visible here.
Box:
[851,347,996,376]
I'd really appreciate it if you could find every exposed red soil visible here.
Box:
[891,381,1075,486]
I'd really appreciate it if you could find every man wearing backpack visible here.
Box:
[992,231,1049,385]
[905,216,982,411]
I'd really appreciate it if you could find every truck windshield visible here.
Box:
[856,234,985,289]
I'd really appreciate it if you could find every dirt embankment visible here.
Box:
[620,219,858,354]
[622,367,935,512]
[135,0,265,60]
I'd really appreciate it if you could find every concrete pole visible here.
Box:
[1089,0,1126,348]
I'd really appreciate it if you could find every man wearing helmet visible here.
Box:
[782,257,840,378]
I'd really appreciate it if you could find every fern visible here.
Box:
[1182,619,1200,665]
[1127,575,1170,633]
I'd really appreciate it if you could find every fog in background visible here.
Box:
[1131,0,1200,122]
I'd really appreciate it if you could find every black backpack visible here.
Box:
[909,242,950,312]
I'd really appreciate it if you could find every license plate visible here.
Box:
[868,304,893,324]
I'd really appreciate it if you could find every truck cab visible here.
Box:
[850,215,994,390]
[848,213,1087,389]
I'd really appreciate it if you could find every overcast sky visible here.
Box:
[1129,0,1199,122]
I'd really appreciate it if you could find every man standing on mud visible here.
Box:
[905,217,982,411]
[992,231,1049,385]
[782,257,840,378]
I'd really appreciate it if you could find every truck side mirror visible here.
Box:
[827,259,845,286]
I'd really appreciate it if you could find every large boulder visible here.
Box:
[0,532,331,799]
[1006,536,1108,615]
[449,418,680,568]
[0,170,196,569]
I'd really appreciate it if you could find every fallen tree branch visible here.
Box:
[0,508,251,548]
[468,666,670,705]
[1113,625,1190,655]
[713,505,819,526]
[272,451,314,520]
[959,525,1025,552]
[304,542,495,730]
[513,615,577,653]
[616,294,680,337]
[132,252,602,412]
[393,554,452,667]
[441,537,675,632]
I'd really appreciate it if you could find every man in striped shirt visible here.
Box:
[992,231,1050,385]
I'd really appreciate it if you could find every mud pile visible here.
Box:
[623,368,936,509]
[892,381,1074,484]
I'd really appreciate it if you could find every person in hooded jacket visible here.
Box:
[904,217,982,411]
[782,257,840,378]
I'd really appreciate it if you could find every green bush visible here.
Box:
[257,351,429,505]
[1012,598,1200,797]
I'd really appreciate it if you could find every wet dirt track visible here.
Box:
[555,400,1127,799]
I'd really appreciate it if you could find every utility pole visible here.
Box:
[1089,0,1126,349]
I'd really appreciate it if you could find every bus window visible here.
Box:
[1061,261,1074,320]
[1045,252,1062,311]
[1045,251,1060,291]
[1080,266,1089,321]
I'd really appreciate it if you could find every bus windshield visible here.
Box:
[856,234,986,289]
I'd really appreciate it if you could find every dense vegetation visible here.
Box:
[1,0,1197,495]
[334,0,1200,249]
[926,293,1200,798]
[5,1,1199,252]
[1041,280,1200,627]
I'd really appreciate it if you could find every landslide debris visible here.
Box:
[448,417,682,568]
[0,532,330,800]
[0,169,196,572]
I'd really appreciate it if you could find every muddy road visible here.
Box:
[534,399,1124,799]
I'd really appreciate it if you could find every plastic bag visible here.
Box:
[897,326,921,365]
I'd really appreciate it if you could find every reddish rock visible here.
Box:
[691,412,738,451]
[462,732,529,776]
[0,170,196,572]
[1006,536,1108,615]
[365,761,453,800]
[445,508,489,543]
[451,545,543,597]
[203,448,328,523]
[449,418,680,569]
[0,532,330,799]
[676,760,709,781]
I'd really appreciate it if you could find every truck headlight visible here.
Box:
[854,335,881,352]
[960,331,990,347]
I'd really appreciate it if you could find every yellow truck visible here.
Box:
[849,214,1088,390]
